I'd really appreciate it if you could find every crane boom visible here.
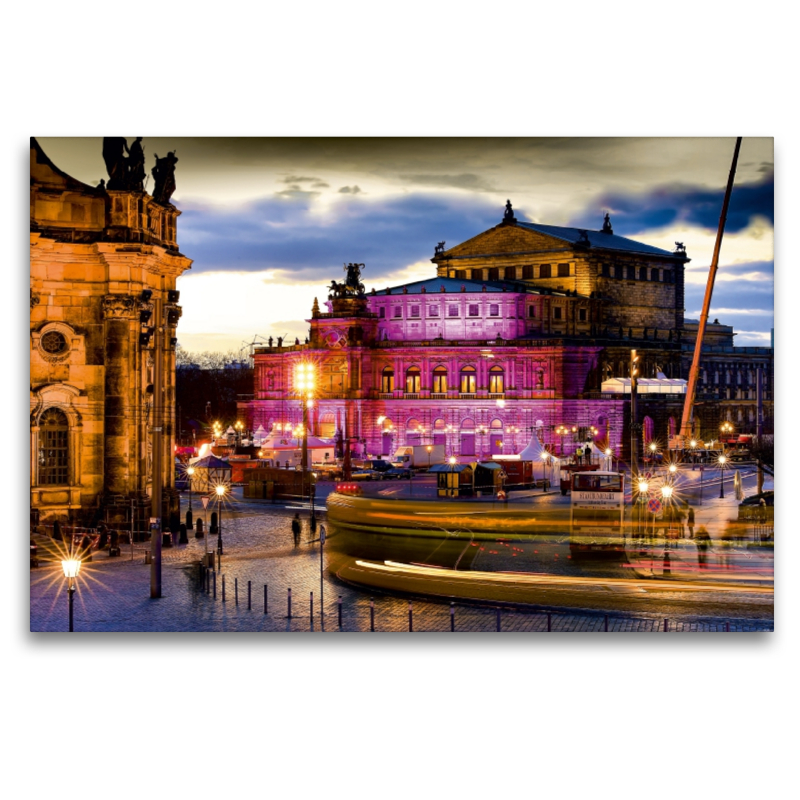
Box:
[678,137,742,443]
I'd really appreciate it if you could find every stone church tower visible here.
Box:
[30,138,192,528]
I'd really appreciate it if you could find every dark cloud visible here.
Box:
[178,192,500,282]
[684,261,774,326]
[338,185,361,194]
[282,175,323,183]
[570,172,773,235]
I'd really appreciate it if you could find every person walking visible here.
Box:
[687,506,695,538]
[695,525,710,569]
[291,513,301,547]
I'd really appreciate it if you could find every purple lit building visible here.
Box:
[239,204,771,463]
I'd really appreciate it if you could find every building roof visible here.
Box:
[516,222,686,260]
[371,276,564,296]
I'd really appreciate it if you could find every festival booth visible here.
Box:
[430,462,474,497]
[187,454,232,493]
[257,435,336,469]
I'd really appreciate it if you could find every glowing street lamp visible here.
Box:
[426,444,433,469]
[718,454,727,498]
[215,484,227,557]
[448,455,457,498]
[186,465,195,528]
[61,558,81,632]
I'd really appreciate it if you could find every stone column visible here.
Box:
[102,294,136,498]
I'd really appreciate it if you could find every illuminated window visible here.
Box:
[381,367,395,393]
[39,408,68,485]
[410,306,420,318]
[432,367,448,393]
[393,307,402,318]
[489,304,499,316]
[460,366,477,394]
[489,365,505,393]
[405,367,421,393]
[428,306,439,317]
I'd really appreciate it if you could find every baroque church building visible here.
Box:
[239,202,773,462]
[30,138,191,526]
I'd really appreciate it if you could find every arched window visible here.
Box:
[490,419,504,455]
[432,366,448,393]
[642,416,655,444]
[381,367,395,393]
[39,408,69,485]
[639,266,648,281]
[405,366,421,394]
[489,365,505,393]
[433,418,446,446]
[406,417,423,446]
[460,366,477,394]
[380,418,395,456]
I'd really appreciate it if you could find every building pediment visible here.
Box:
[434,223,571,264]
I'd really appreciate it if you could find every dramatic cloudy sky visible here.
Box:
[38,137,774,352]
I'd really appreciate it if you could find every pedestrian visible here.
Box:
[687,506,695,538]
[575,446,582,465]
[291,513,301,547]
[695,525,710,569]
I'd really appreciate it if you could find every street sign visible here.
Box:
[320,525,326,544]
[201,497,210,509]
[648,498,662,514]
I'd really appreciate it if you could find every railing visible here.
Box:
[404,393,420,400]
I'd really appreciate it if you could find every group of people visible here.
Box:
[290,511,317,546]
[572,445,594,465]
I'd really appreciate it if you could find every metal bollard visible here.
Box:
[310,591,313,620]
[264,584,268,614]
[213,571,217,600]
[496,608,501,632]
[605,615,609,632]
[450,602,455,632]
[288,587,292,619]
[370,598,375,632]
[222,575,226,602]
[248,581,251,611]
[408,601,413,632]
[547,612,551,632]
[338,596,342,629]
[726,621,730,633]
[664,618,668,632]
[235,577,238,606]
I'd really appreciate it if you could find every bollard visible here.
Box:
[222,575,226,602]
[213,571,217,600]
[547,612,551,632]
[338,596,342,629]
[235,577,238,606]
[264,584,268,614]
[310,591,314,620]
[726,621,730,633]
[288,587,292,619]
[496,608,501,632]
[370,598,375,632]
[605,615,609,632]
[248,581,252,610]
[408,601,413,632]
[664,618,668,633]
[450,602,455,632]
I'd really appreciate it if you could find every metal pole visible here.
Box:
[222,574,226,602]
[68,584,75,632]
[450,602,455,632]
[319,531,324,620]
[310,591,313,620]
[248,580,251,610]
[288,587,292,619]
[370,597,375,631]
[150,293,163,598]
[264,584,268,614]
[338,596,342,629]
[235,577,238,606]
[408,601,413,632]
[720,466,725,499]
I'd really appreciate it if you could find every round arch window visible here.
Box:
[40,330,69,356]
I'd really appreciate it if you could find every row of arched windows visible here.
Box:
[380,365,506,394]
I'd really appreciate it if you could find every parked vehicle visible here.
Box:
[392,444,445,470]
[350,469,378,481]
[383,467,412,480]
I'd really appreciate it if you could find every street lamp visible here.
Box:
[426,444,433,469]
[448,455,457,498]
[293,362,315,474]
[541,451,550,492]
[61,558,81,632]
[186,466,195,528]
[718,454,727,498]
[215,484,227,558]
[690,439,698,470]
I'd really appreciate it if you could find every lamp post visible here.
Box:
[215,484,227,559]
[294,361,315,498]
[605,447,613,472]
[718,454,727,498]
[637,479,649,538]
[426,444,433,469]
[541,451,550,492]
[556,425,568,456]
[690,439,697,470]
[61,558,81,632]
[186,466,195,528]
[448,455,457,499]
[235,420,244,444]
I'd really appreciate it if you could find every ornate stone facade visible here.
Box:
[30,138,192,526]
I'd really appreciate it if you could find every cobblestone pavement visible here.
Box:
[30,490,773,633]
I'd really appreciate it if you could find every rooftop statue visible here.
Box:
[126,137,146,191]
[434,241,446,255]
[503,199,516,222]
[102,137,129,189]
[601,212,614,234]
[152,151,178,205]
[329,263,366,298]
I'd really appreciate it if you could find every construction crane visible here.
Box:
[678,137,743,447]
